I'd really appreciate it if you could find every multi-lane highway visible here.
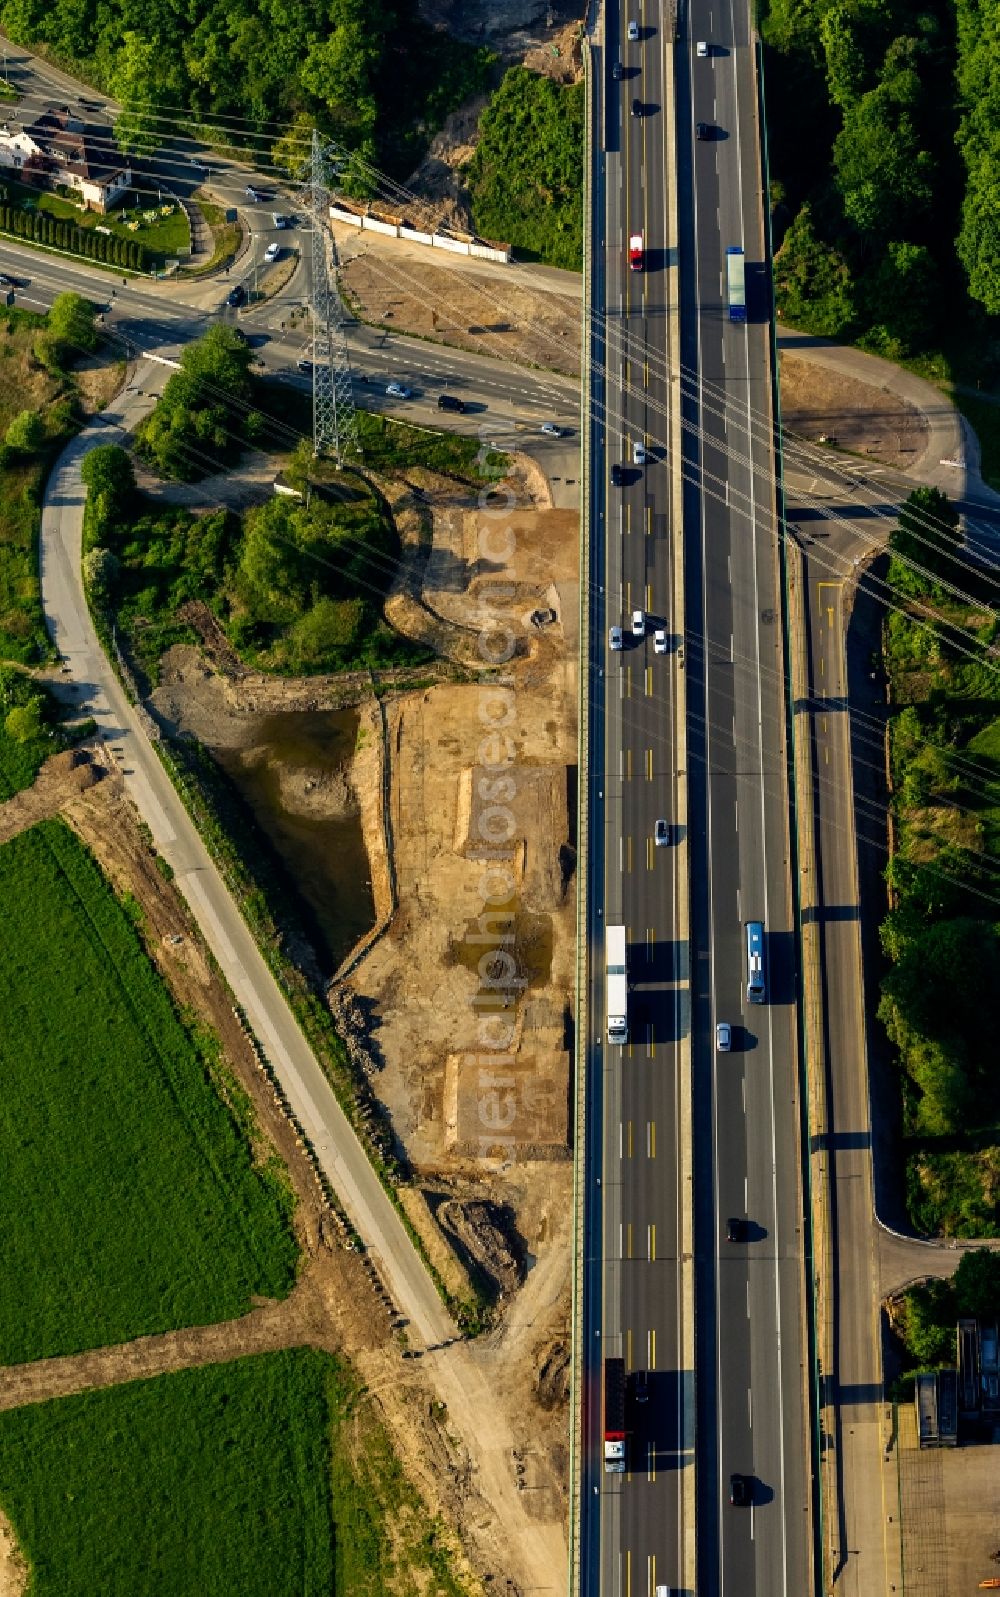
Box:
[582,0,814,1592]
[583,2,691,1594]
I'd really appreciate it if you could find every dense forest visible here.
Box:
[0,0,495,191]
[764,0,1000,367]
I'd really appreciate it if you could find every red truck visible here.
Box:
[629,232,644,271]
[604,1357,626,1473]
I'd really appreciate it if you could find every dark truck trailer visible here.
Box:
[604,1357,626,1473]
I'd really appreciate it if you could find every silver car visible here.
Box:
[609,625,624,651]
[716,1022,732,1052]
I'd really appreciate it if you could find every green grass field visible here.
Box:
[0,819,298,1363]
[0,1349,473,1597]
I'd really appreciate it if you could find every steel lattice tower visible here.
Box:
[303,129,355,463]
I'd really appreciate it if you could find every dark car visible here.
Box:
[631,1368,649,1404]
[296,357,314,373]
[611,463,623,487]
[729,1473,751,1507]
[437,394,466,413]
[226,283,246,307]
[612,60,624,80]
[631,97,643,117]
[696,122,713,140]
[726,1217,746,1243]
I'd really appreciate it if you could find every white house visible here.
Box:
[0,106,131,213]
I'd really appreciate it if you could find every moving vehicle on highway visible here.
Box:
[631,608,645,636]
[631,97,643,117]
[438,394,466,413]
[245,186,263,202]
[606,925,628,1045]
[609,625,624,651]
[604,1356,627,1471]
[631,1368,649,1404]
[272,212,289,229]
[654,819,669,848]
[654,628,667,654]
[612,60,624,79]
[745,919,766,1004]
[386,381,412,399]
[726,245,747,323]
[296,357,313,372]
[726,1216,747,1242]
[729,1473,752,1506]
[540,422,562,436]
[716,1021,731,1052]
[226,283,245,307]
[263,241,280,262]
[627,18,640,39]
[629,231,644,271]
[696,121,713,140]
[632,440,647,465]
[696,38,709,55]
[611,463,623,487]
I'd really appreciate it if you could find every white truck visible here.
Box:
[606,924,628,1045]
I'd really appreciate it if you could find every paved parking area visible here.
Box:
[897,1403,1000,1593]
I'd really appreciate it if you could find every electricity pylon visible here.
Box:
[302,129,355,464]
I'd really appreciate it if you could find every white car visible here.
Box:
[696,39,709,56]
[263,241,280,263]
[716,1022,732,1052]
[633,440,647,466]
[654,819,669,847]
[628,19,640,39]
[386,381,412,399]
[654,629,667,654]
[540,422,562,437]
[631,608,645,637]
[609,625,624,651]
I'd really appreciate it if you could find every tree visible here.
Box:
[773,205,857,336]
[271,113,316,181]
[902,1280,956,1365]
[111,32,169,156]
[82,445,136,548]
[957,142,1000,316]
[861,239,938,355]
[82,547,120,602]
[954,1249,1000,1320]
[4,409,44,454]
[820,2,870,107]
[4,700,42,744]
[890,486,961,588]
[833,84,935,236]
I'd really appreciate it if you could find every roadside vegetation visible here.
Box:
[0,817,298,1363]
[890,1249,1000,1389]
[0,669,92,794]
[0,1347,476,1597]
[0,294,122,663]
[764,0,1000,382]
[184,195,242,277]
[82,332,508,681]
[879,488,1000,1234]
[0,0,494,197]
[467,67,584,270]
[0,177,188,271]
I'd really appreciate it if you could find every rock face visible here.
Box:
[417,0,551,44]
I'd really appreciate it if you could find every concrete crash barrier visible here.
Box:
[328,204,511,263]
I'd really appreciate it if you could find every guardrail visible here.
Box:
[567,34,596,1596]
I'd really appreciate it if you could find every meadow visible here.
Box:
[0,819,298,1363]
[0,1349,473,1596]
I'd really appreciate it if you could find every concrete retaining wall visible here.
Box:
[328,204,511,263]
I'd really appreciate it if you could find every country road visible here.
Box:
[39,364,568,1594]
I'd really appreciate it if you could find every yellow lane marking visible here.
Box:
[648,1223,656,1262]
[648,1120,656,1159]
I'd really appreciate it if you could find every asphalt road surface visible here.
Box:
[581,1,691,1594]
[676,4,812,1594]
